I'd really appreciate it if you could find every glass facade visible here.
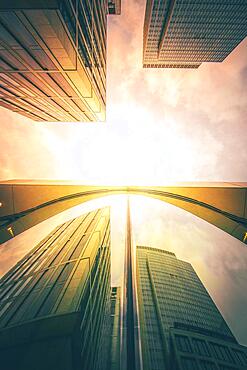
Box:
[136,246,247,369]
[0,207,111,370]
[0,0,113,121]
[143,1,247,68]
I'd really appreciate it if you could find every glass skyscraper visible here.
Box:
[136,246,247,370]
[0,207,111,370]
[143,1,247,68]
[0,0,119,121]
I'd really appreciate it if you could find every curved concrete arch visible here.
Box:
[0,180,247,244]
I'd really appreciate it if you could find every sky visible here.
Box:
[0,0,247,345]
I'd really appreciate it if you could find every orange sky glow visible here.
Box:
[0,0,247,345]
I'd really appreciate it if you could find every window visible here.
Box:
[199,361,217,370]
[231,349,247,366]
[192,338,210,357]
[175,335,192,353]
[0,301,12,319]
[209,343,233,363]
[181,357,197,370]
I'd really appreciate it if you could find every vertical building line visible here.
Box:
[121,197,142,370]
[136,249,150,369]
[146,257,170,369]
[158,0,176,56]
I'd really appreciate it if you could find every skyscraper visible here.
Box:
[143,1,247,68]
[136,246,247,369]
[0,207,111,370]
[0,0,120,122]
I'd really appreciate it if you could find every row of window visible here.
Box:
[143,63,200,68]
[176,335,247,366]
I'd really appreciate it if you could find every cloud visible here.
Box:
[107,1,247,181]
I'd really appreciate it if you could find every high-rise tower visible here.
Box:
[143,1,247,68]
[0,0,120,121]
[136,246,247,369]
[0,207,111,370]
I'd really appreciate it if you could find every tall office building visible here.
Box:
[0,207,111,370]
[143,1,247,68]
[136,246,247,370]
[0,0,120,122]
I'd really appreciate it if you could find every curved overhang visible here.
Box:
[0,180,247,245]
